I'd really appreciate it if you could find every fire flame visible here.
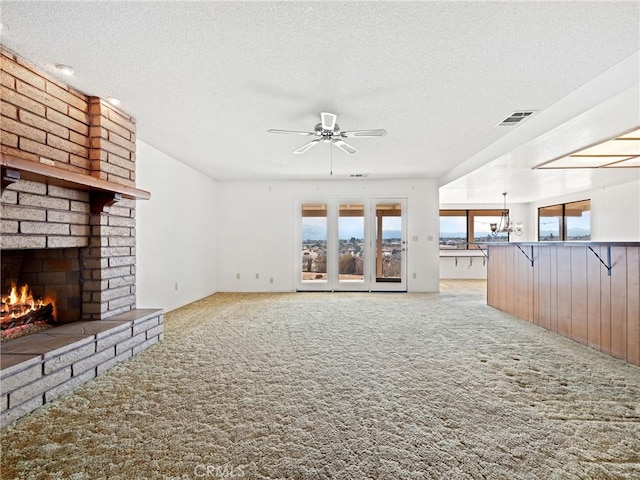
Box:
[1,284,45,321]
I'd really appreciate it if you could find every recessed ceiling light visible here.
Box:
[54,64,74,76]
[107,97,121,107]
[535,127,640,169]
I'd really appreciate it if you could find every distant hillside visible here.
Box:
[302,226,402,241]
[540,227,590,238]
[381,230,402,240]
[302,224,327,240]
[440,232,466,238]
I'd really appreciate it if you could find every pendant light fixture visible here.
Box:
[490,192,523,237]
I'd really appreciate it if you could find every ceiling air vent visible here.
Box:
[498,110,536,126]
[349,173,369,178]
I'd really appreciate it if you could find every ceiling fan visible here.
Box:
[268,112,386,155]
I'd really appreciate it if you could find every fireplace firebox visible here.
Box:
[1,248,81,340]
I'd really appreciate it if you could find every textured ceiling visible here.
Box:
[1,1,639,202]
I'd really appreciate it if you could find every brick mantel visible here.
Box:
[1,153,150,212]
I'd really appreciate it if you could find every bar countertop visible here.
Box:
[485,241,640,247]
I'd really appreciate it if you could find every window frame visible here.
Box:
[439,209,509,249]
[538,199,591,241]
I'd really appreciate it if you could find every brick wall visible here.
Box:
[89,98,136,187]
[82,198,137,319]
[0,180,90,249]
[0,49,91,173]
[0,48,138,321]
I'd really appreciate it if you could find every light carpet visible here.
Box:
[1,287,640,479]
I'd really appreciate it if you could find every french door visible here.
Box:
[296,198,407,292]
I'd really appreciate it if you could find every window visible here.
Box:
[538,204,563,241]
[470,210,509,244]
[565,200,591,240]
[440,209,508,249]
[538,200,590,241]
[440,210,467,249]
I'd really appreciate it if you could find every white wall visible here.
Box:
[135,141,218,312]
[528,179,640,241]
[215,179,440,292]
[440,251,488,279]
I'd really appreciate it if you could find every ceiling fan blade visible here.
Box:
[340,129,387,138]
[293,139,321,154]
[321,112,337,131]
[268,129,316,136]
[332,139,358,155]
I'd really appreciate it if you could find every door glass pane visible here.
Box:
[301,203,327,282]
[565,200,591,240]
[376,203,402,282]
[539,204,563,241]
[338,204,364,282]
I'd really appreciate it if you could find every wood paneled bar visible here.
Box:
[487,242,640,366]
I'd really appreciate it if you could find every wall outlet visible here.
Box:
[236,273,240,280]
[412,273,417,279]
[270,277,274,284]
[255,273,259,280]
[174,282,178,291]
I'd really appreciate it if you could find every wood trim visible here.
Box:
[571,246,588,345]
[0,153,150,201]
[487,243,640,366]
[610,247,628,360]
[627,248,640,365]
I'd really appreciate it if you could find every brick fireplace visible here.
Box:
[1,48,163,426]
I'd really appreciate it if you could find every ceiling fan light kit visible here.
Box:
[268,112,386,156]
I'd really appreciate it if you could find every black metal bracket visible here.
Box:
[476,245,488,259]
[588,245,612,276]
[453,253,487,268]
[517,244,535,267]
[468,256,487,267]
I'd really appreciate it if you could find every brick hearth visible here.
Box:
[1,48,162,426]
[1,309,163,427]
